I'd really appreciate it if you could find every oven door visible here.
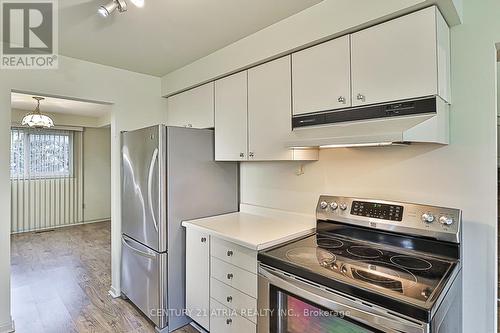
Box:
[257,265,428,333]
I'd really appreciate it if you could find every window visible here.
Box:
[10,128,73,179]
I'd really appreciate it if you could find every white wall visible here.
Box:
[161,0,498,332]
[0,55,166,331]
[83,127,111,222]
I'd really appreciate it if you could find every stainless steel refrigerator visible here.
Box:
[120,125,238,332]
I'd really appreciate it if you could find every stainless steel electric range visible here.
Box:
[257,196,462,333]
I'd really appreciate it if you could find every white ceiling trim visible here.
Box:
[11,92,112,118]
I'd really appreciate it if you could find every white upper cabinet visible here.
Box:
[172,7,449,157]
[248,56,294,161]
[166,82,215,128]
[215,72,248,161]
[214,57,318,161]
[351,6,450,107]
[292,35,351,115]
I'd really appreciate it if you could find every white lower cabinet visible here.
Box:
[185,228,210,331]
[185,229,257,332]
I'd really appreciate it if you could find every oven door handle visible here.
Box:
[259,266,426,333]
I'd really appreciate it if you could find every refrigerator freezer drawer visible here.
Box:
[121,235,167,328]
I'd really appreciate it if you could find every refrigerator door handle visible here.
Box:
[122,235,157,259]
[147,147,159,232]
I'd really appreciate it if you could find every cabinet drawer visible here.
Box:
[210,299,256,333]
[211,237,257,273]
[211,257,257,297]
[211,277,257,323]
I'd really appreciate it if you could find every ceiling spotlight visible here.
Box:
[98,0,127,17]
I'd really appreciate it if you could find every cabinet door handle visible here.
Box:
[337,96,346,104]
[226,296,233,303]
[185,124,193,128]
[239,152,245,158]
[227,273,234,280]
[249,152,254,158]
[201,237,207,243]
[356,94,365,102]
[226,318,232,325]
[226,250,233,257]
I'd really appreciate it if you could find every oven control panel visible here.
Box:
[316,195,462,243]
[350,201,403,221]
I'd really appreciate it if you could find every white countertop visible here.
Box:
[182,208,315,251]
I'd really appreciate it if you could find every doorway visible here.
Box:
[8,92,117,332]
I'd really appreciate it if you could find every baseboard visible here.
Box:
[108,286,120,298]
[84,218,111,224]
[189,321,207,333]
[0,317,14,333]
[11,218,111,234]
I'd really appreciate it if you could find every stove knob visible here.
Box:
[330,202,338,210]
[421,287,432,299]
[339,203,348,211]
[421,213,435,223]
[320,201,328,209]
[439,216,454,226]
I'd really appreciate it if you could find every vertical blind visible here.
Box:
[10,127,83,233]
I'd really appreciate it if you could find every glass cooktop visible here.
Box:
[259,233,457,310]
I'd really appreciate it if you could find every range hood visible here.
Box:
[288,97,449,148]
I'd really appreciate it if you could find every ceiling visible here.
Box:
[58,0,323,76]
[11,92,112,118]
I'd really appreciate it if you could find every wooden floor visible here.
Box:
[11,221,198,333]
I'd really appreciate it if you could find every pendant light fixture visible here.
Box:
[21,97,54,128]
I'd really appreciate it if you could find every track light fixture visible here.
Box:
[98,0,127,17]
[98,0,144,17]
